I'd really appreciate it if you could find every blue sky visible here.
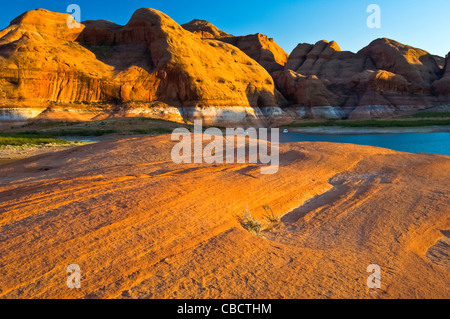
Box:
[0,0,448,57]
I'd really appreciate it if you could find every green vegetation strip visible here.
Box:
[286,118,450,128]
[0,133,69,146]
[411,112,450,118]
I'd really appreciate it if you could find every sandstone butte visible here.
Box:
[182,19,289,73]
[277,39,447,119]
[0,135,448,298]
[0,8,449,125]
[0,8,281,126]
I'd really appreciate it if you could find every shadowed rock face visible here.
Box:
[220,34,289,73]
[433,55,446,69]
[0,8,279,125]
[358,38,441,92]
[433,53,450,98]
[272,69,337,107]
[277,38,448,119]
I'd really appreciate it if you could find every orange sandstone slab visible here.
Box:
[0,136,448,298]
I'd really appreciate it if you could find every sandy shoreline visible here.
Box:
[0,143,90,165]
[1,125,448,165]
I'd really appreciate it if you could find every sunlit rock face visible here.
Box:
[182,20,289,73]
[0,108,46,120]
[0,8,283,125]
[0,8,449,124]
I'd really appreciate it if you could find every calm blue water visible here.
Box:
[278,132,450,156]
[60,131,450,156]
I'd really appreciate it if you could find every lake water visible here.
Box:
[278,132,450,156]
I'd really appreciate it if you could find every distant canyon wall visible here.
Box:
[0,8,449,125]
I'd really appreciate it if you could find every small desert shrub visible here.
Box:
[262,205,281,223]
[236,212,263,236]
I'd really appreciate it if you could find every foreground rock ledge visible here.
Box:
[0,136,449,298]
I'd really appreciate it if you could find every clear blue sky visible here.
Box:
[0,0,448,57]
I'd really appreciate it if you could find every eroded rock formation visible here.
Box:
[0,8,280,125]
[181,19,230,39]
[182,19,288,73]
[0,8,449,124]
[277,38,448,119]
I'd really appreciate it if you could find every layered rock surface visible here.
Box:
[0,136,448,298]
[279,38,447,119]
[0,8,449,123]
[433,53,450,98]
[181,19,230,39]
[220,34,289,73]
[182,19,449,119]
[0,8,280,125]
[182,19,288,73]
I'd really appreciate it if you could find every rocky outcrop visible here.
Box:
[220,34,289,73]
[0,8,448,124]
[432,53,450,98]
[181,19,230,39]
[272,69,336,107]
[182,20,288,73]
[281,40,369,109]
[432,55,445,70]
[0,8,281,125]
[358,38,441,93]
[278,38,448,119]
